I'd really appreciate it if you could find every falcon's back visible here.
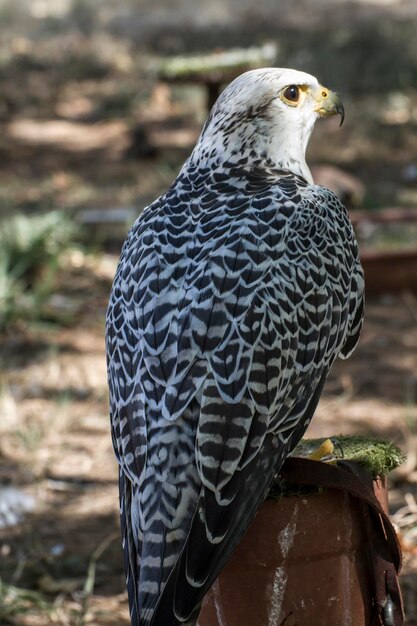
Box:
[106,159,364,626]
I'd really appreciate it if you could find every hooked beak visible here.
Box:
[314,87,345,126]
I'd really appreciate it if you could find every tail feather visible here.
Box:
[120,470,140,626]
[149,433,284,626]
[120,399,201,626]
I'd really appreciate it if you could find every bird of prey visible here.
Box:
[106,68,364,626]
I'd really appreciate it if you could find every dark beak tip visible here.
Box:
[338,105,345,127]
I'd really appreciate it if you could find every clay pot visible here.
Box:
[198,478,387,626]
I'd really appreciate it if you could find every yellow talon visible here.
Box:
[308,438,334,461]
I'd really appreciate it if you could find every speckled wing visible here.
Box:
[105,163,364,626]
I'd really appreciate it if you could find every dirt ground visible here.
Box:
[1,1,417,624]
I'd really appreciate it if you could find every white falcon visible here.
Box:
[106,68,364,626]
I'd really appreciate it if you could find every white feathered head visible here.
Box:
[192,68,344,184]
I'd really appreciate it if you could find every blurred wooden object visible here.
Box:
[360,247,417,295]
[157,44,278,111]
[351,207,417,227]
[351,207,417,294]
[311,164,365,207]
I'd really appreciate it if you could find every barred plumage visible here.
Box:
[106,68,364,626]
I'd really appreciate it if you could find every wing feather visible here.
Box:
[106,167,364,626]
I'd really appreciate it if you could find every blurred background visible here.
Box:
[0,0,417,624]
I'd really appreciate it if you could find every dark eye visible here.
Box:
[283,85,300,103]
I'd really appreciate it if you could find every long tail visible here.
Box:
[149,433,285,626]
[120,469,140,626]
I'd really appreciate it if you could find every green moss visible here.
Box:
[293,435,404,479]
[268,435,404,500]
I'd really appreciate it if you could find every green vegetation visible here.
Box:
[0,580,53,623]
[0,211,78,331]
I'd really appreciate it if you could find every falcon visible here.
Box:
[106,68,364,626]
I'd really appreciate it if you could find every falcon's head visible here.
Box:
[191,68,344,184]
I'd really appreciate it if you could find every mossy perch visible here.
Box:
[294,435,404,478]
[269,435,404,499]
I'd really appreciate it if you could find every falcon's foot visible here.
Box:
[308,438,335,462]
